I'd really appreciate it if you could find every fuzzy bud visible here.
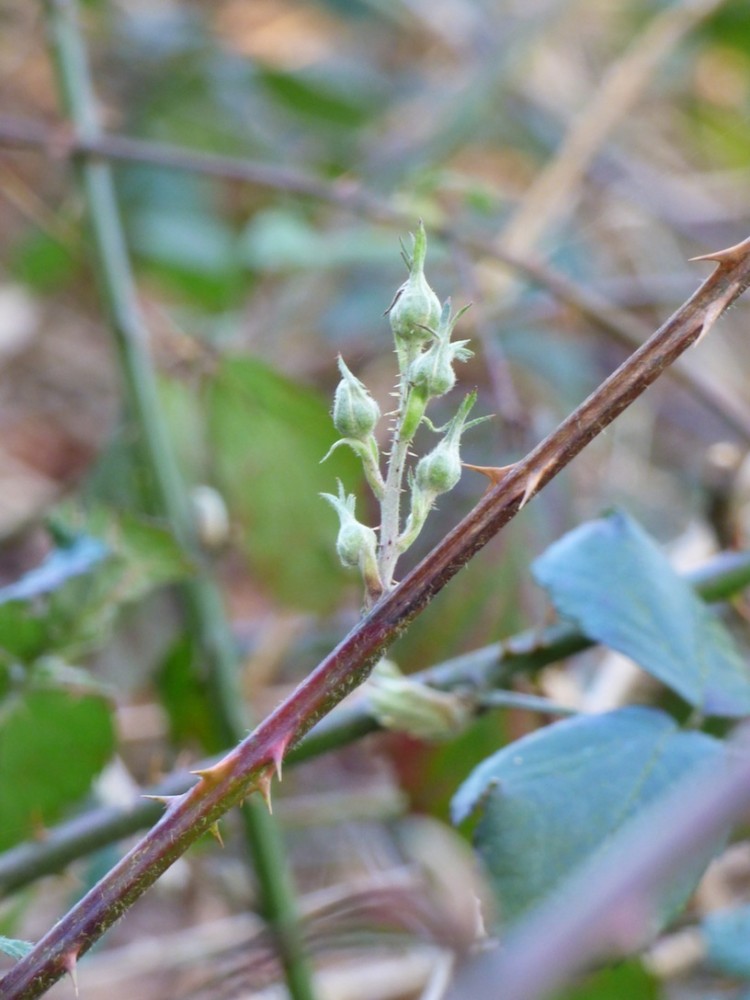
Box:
[415,389,485,499]
[387,222,441,345]
[332,356,380,441]
[321,481,383,599]
[367,660,471,741]
[409,299,473,400]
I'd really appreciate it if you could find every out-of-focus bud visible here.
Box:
[387,221,441,345]
[367,659,472,741]
[191,484,231,551]
[332,356,380,441]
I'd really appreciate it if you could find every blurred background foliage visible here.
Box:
[1,0,750,997]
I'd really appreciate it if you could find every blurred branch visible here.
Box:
[4,235,750,996]
[35,2,316,999]
[446,722,750,1000]
[2,110,749,441]
[2,546,749,897]
[496,0,724,269]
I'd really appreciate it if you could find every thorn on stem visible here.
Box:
[464,462,515,496]
[142,794,183,810]
[191,759,232,786]
[689,237,750,265]
[256,768,274,814]
[62,950,79,996]
[270,738,289,782]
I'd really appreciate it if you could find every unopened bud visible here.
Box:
[410,299,473,400]
[415,390,483,498]
[387,222,441,345]
[320,482,384,600]
[333,356,380,441]
[191,484,230,551]
[368,659,472,741]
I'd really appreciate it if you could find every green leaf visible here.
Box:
[532,511,750,717]
[156,634,225,752]
[0,604,51,669]
[0,685,115,851]
[257,67,378,128]
[0,936,33,961]
[206,356,360,611]
[703,903,750,978]
[10,228,79,294]
[452,707,723,925]
[552,960,661,1000]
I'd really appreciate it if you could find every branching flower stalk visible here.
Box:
[323,223,482,604]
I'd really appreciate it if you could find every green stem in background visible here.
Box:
[41,2,316,998]
[2,546,749,898]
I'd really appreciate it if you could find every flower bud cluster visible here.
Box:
[322,221,487,606]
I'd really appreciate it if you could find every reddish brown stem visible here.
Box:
[3,240,750,998]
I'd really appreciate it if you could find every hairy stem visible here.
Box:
[38,2,316,998]
[378,343,421,590]
[3,231,749,996]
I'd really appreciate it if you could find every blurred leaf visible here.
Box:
[532,511,750,717]
[703,903,750,978]
[156,634,224,752]
[0,514,191,664]
[257,66,379,128]
[0,535,108,605]
[0,604,52,669]
[552,960,661,1000]
[0,685,115,851]
[206,355,360,611]
[240,210,397,272]
[452,707,723,924]
[130,208,236,277]
[10,229,79,294]
[0,936,33,961]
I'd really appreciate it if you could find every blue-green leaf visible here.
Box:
[452,707,723,924]
[0,936,33,961]
[703,903,750,978]
[532,511,750,717]
[0,536,108,605]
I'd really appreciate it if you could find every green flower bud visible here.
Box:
[387,222,441,345]
[321,481,376,567]
[409,299,473,400]
[321,481,384,600]
[415,390,482,498]
[332,356,380,441]
[367,659,471,741]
